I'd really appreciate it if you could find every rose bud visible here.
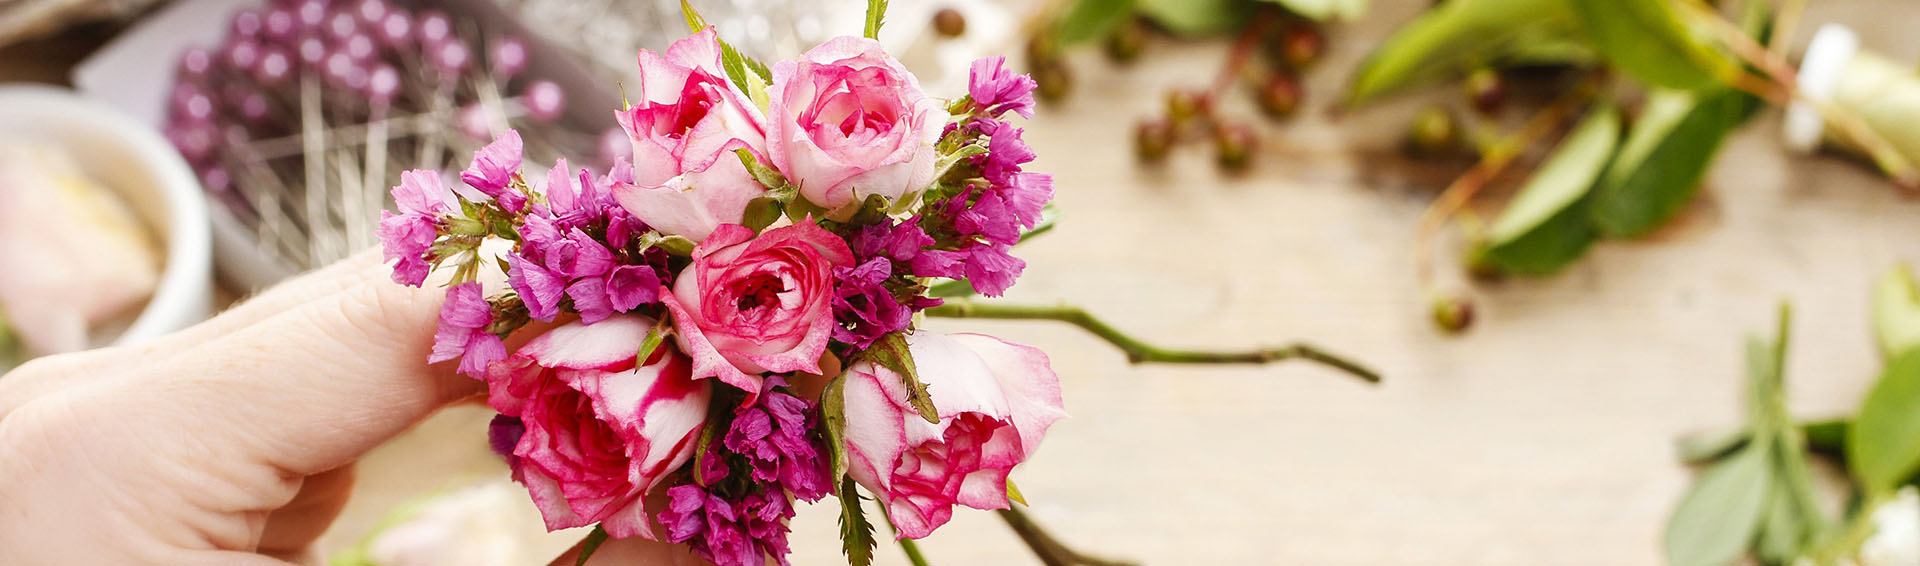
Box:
[484,315,711,540]
[1134,118,1174,163]
[660,223,854,404]
[610,30,771,243]
[765,36,946,214]
[841,332,1067,539]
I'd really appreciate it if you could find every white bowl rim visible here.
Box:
[0,84,212,346]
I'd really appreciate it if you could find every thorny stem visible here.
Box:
[1689,3,1920,191]
[923,299,1381,384]
[996,507,1137,566]
[1412,78,1600,285]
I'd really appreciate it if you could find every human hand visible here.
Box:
[0,251,701,565]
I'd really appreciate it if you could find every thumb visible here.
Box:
[141,263,483,476]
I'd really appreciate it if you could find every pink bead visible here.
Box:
[456,105,492,140]
[324,51,358,85]
[296,0,327,30]
[264,8,297,41]
[418,11,452,47]
[523,80,564,122]
[368,64,400,104]
[174,89,216,123]
[240,92,271,123]
[491,37,527,78]
[299,37,327,66]
[177,46,213,80]
[200,166,232,195]
[230,10,263,39]
[256,48,293,85]
[344,34,375,61]
[225,39,260,71]
[378,11,411,47]
[327,11,358,41]
[432,41,470,76]
[355,0,388,25]
[599,127,631,164]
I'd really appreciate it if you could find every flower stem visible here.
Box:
[996,507,1136,566]
[897,537,931,566]
[924,299,1381,384]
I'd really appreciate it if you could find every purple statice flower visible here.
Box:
[962,243,1026,297]
[460,130,528,212]
[506,253,566,321]
[832,258,911,351]
[488,414,526,480]
[658,387,828,566]
[850,217,934,263]
[428,282,507,377]
[505,159,666,323]
[968,56,1036,119]
[953,191,1022,246]
[981,119,1036,186]
[909,247,967,281]
[377,169,451,286]
[566,264,659,324]
[1002,171,1053,229]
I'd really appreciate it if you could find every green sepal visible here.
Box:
[838,478,878,566]
[864,331,938,424]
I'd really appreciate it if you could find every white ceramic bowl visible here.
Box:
[0,84,212,347]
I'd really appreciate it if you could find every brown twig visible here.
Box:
[997,507,1137,566]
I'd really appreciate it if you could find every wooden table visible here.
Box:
[10,1,1920,564]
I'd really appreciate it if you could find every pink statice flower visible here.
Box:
[376,169,452,286]
[460,130,528,212]
[429,282,508,377]
[967,56,1037,119]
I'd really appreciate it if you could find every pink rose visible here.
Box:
[840,331,1066,539]
[766,36,947,213]
[485,315,710,539]
[661,222,854,403]
[611,29,769,242]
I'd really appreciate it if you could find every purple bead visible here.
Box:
[264,8,297,41]
[224,39,260,71]
[168,123,219,164]
[240,92,271,123]
[169,82,203,112]
[230,10,263,39]
[177,46,213,80]
[456,105,491,140]
[522,80,564,122]
[323,51,359,86]
[200,165,232,195]
[256,47,293,85]
[368,64,400,104]
[355,0,387,25]
[599,127,631,164]
[431,41,469,76]
[377,11,411,47]
[418,11,452,47]
[299,36,327,66]
[491,37,527,78]
[344,34,375,61]
[327,11,358,41]
[173,89,217,123]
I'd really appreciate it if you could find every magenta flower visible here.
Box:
[833,258,918,349]
[982,119,1036,186]
[507,253,566,321]
[962,243,1025,297]
[377,169,451,286]
[967,56,1036,119]
[657,386,827,565]
[460,130,528,212]
[1002,171,1053,229]
[428,282,507,377]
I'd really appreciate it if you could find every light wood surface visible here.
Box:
[279,1,1920,564]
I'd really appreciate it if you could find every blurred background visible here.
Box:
[5,0,1920,564]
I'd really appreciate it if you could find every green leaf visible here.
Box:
[655,235,696,256]
[1849,348,1920,496]
[865,332,939,424]
[1663,444,1774,566]
[1345,0,1579,106]
[681,1,771,102]
[864,0,889,40]
[735,148,789,191]
[1590,88,1745,238]
[1473,103,1620,276]
[1006,478,1029,506]
[822,373,851,480]
[1056,0,1136,45]
[1874,264,1920,360]
[838,479,878,566]
[742,197,784,232]
[635,320,668,367]
[1137,0,1250,38]
[574,525,610,566]
[1262,0,1366,22]
[1753,483,1805,565]
[1570,0,1738,91]
[691,418,719,485]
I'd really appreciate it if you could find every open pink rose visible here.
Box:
[840,331,1066,539]
[611,29,769,242]
[485,315,710,540]
[661,222,854,403]
[766,36,946,213]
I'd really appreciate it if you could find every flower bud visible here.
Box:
[1257,72,1302,119]
[1403,105,1459,157]
[1213,123,1257,172]
[1104,17,1148,63]
[1034,63,1072,102]
[1165,89,1208,126]
[1431,295,1475,334]
[1134,119,1174,163]
[932,8,966,38]
[1464,68,1505,115]
[1278,24,1325,69]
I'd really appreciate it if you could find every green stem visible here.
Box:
[1808,491,1891,565]
[924,299,1381,384]
[896,537,930,566]
[995,507,1136,566]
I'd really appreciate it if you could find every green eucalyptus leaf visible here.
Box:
[1345,0,1579,106]
[1472,103,1620,276]
[1570,0,1737,91]
[1590,88,1745,238]
[1849,348,1920,497]
[838,479,878,566]
[1137,0,1249,38]
[1056,0,1136,45]
[1874,264,1920,360]
[1663,444,1774,566]
[1261,0,1366,22]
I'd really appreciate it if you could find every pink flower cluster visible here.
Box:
[378,29,1061,566]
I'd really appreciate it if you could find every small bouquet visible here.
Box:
[379,3,1375,564]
